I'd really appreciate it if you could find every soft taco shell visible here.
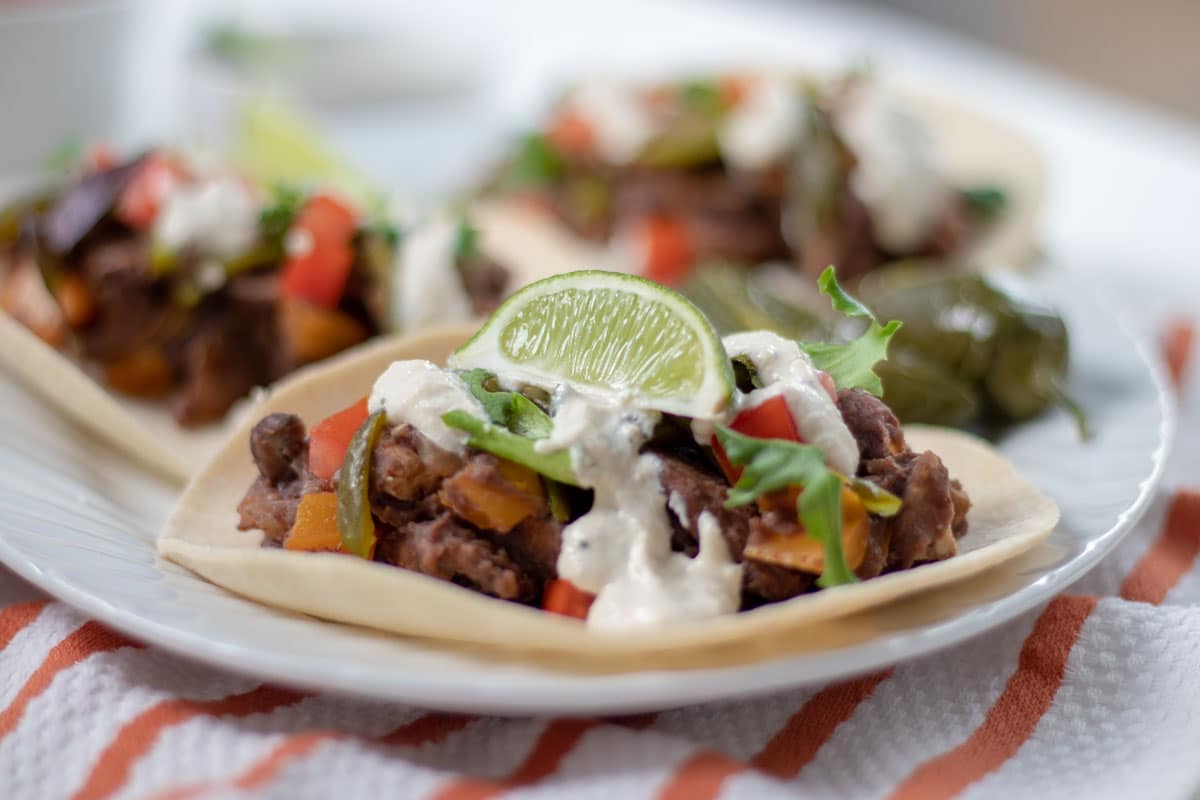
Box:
[158,326,1059,670]
[473,81,1043,275]
[0,228,571,485]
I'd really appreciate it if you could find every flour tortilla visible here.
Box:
[0,223,575,485]
[158,326,1059,669]
[472,82,1044,277]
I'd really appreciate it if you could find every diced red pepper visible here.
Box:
[308,396,370,482]
[87,143,118,172]
[542,579,595,620]
[639,215,693,287]
[712,395,803,484]
[547,110,594,157]
[1163,318,1195,389]
[114,153,189,230]
[279,193,359,309]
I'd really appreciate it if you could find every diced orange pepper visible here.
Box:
[55,273,96,328]
[441,459,546,533]
[279,296,369,365]
[283,492,343,552]
[103,347,172,397]
[743,486,869,574]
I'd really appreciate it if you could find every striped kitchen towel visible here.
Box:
[0,317,1196,800]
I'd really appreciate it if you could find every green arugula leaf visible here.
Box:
[458,369,552,439]
[678,80,724,115]
[503,133,566,188]
[454,217,481,264]
[258,183,305,245]
[442,411,579,486]
[715,425,858,587]
[963,185,1008,221]
[799,266,902,397]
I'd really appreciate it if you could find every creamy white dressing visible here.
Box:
[394,217,475,334]
[368,359,485,454]
[153,175,260,259]
[722,331,859,475]
[565,81,657,165]
[548,389,743,630]
[718,77,806,171]
[835,83,946,253]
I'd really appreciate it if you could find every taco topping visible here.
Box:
[234,269,970,630]
[0,152,513,428]
[485,72,1005,285]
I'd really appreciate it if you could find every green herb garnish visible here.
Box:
[963,185,1008,220]
[458,369,552,439]
[454,217,481,264]
[715,425,859,588]
[799,266,902,397]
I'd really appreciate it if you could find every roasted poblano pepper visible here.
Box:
[857,265,1073,427]
[685,262,1077,431]
[336,410,387,558]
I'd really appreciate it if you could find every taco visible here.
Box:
[0,153,520,482]
[159,269,1057,667]
[477,70,1042,285]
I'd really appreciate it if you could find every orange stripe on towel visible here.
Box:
[0,621,138,743]
[72,685,307,800]
[887,595,1097,800]
[657,670,893,800]
[1120,490,1200,605]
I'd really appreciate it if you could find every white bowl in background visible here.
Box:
[0,0,144,175]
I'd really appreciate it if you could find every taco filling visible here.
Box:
[0,151,510,426]
[486,72,1007,285]
[233,268,970,630]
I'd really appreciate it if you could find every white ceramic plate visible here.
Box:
[0,270,1172,715]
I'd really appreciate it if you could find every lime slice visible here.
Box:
[232,99,376,206]
[449,270,735,418]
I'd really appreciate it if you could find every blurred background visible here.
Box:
[5,0,1198,186]
[1,0,1196,287]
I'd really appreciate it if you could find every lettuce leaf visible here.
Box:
[442,411,578,486]
[799,266,901,397]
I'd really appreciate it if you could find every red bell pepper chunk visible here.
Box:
[280,193,359,310]
[639,215,694,287]
[114,153,189,230]
[712,394,802,484]
[542,579,595,620]
[87,143,118,172]
[547,110,594,157]
[308,396,370,482]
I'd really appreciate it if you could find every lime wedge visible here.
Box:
[232,99,376,207]
[449,270,735,418]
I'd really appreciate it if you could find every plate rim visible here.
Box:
[0,286,1176,715]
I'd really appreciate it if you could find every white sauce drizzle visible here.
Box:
[368,360,485,454]
[835,82,946,253]
[548,389,742,630]
[565,81,657,165]
[718,77,806,171]
[722,331,859,475]
[394,217,474,334]
[153,175,260,259]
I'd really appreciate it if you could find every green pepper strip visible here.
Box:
[336,410,387,558]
